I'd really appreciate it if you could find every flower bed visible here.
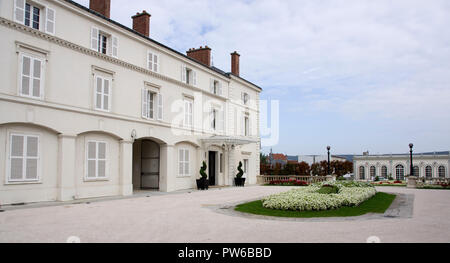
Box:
[262,181,376,211]
[371,180,406,186]
[268,179,309,186]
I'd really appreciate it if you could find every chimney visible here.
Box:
[186,46,212,67]
[132,10,151,37]
[89,0,111,18]
[231,51,240,76]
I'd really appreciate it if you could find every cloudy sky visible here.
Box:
[76,0,450,155]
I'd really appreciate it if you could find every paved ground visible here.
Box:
[0,186,449,243]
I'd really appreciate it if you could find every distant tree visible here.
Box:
[296,162,310,175]
[330,160,353,177]
[260,152,268,165]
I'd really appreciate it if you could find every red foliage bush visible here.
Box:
[268,179,309,186]
[394,180,403,184]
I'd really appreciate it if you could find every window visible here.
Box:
[19,53,44,99]
[95,76,111,111]
[439,166,446,178]
[181,65,197,86]
[178,149,190,177]
[243,159,249,176]
[91,27,118,58]
[219,153,224,173]
[8,133,39,182]
[86,141,107,179]
[242,92,249,105]
[210,79,222,95]
[244,116,250,136]
[359,166,365,180]
[381,166,388,178]
[147,51,160,73]
[370,166,376,179]
[396,165,405,181]
[183,98,193,128]
[14,0,55,34]
[142,89,162,120]
[25,3,40,30]
[211,108,217,130]
[425,166,432,178]
[413,166,420,177]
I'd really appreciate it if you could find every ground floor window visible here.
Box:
[413,166,420,177]
[370,166,376,179]
[243,159,249,176]
[86,141,107,179]
[9,133,39,182]
[178,149,190,177]
[439,166,446,178]
[359,166,365,180]
[381,166,388,178]
[425,166,433,179]
[396,165,404,181]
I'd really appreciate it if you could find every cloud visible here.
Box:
[74,0,450,152]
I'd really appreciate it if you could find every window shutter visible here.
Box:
[153,54,159,73]
[219,108,224,132]
[10,135,24,180]
[87,142,96,178]
[97,142,106,178]
[25,136,38,180]
[147,51,153,70]
[21,55,31,96]
[95,76,102,109]
[142,89,148,118]
[45,7,56,35]
[111,35,118,58]
[14,0,26,24]
[185,150,190,175]
[181,65,186,83]
[218,82,222,96]
[103,79,110,111]
[210,79,214,93]
[32,59,42,98]
[179,149,184,176]
[241,113,245,136]
[248,116,252,136]
[91,27,99,51]
[192,71,197,86]
[157,93,163,120]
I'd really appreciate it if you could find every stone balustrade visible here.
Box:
[256,175,334,185]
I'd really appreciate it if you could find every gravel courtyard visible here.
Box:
[1,186,449,243]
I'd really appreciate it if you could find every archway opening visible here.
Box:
[132,139,160,190]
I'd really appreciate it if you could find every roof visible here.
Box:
[271,154,287,161]
[63,0,262,91]
[354,151,450,158]
[287,155,298,161]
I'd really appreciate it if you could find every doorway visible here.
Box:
[209,151,216,186]
[133,139,160,190]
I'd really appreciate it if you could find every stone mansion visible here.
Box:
[0,0,261,204]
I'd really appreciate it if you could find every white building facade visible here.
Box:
[0,0,261,205]
[353,152,450,181]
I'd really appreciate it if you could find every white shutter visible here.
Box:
[157,93,163,120]
[192,71,197,86]
[95,76,102,109]
[241,113,245,136]
[97,142,106,178]
[45,7,56,35]
[218,82,222,96]
[103,78,110,111]
[153,54,159,73]
[111,35,118,58]
[25,136,38,180]
[91,27,99,51]
[142,89,148,118]
[87,142,96,178]
[14,0,26,24]
[181,65,186,83]
[248,116,252,136]
[21,55,31,96]
[10,135,24,181]
[147,51,153,70]
[210,108,214,130]
[219,108,224,132]
[185,149,190,175]
[32,59,42,98]
[179,149,184,176]
[210,79,214,93]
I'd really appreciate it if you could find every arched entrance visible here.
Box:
[133,139,160,190]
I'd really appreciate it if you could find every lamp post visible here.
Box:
[327,146,331,175]
[409,143,414,176]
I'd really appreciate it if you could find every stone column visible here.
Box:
[160,144,175,192]
[119,140,133,196]
[228,145,236,186]
[57,134,77,201]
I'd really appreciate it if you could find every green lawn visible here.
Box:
[235,192,396,218]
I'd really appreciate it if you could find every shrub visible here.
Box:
[268,179,309,186]
[199,161,207,179]
[236,161,244,179]
[394,180,403,184]
[317,185,339,194]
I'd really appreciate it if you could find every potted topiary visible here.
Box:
[234,161,246,187]
[196,161,209,190]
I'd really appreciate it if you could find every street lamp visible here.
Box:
[409,143,414,176]
[327,146,331,175]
